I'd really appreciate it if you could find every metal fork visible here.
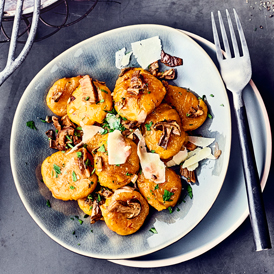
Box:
[0,0,41,86]
[211,9,271,251]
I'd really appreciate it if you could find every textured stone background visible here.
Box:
[0,0,273,273]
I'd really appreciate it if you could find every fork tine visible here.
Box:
[226,9,240,58]
[233,9,250,57]
[218,11,231,59]
[211,12,223,62]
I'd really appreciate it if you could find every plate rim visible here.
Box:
[10,24,231,260]
[109,30,272,267]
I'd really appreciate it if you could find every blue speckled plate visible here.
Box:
[10,25,231,259]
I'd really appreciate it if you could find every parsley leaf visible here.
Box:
[53,164,61,175]
[145,121,153,131]
[187,185,193,199]
[208,113,213,119]
[154,184,159,190]
[98,144,106,152]
[76,152,82,158]
[26,121,37,130]
[149,227,158,234]
[101,89,108,94]
[163,189,174,202]
[168,206,173,214]
[72,171,77,182]
[46,200,51,208]
[70,185,75,190]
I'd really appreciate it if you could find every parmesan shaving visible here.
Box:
[134,129,165,183]
[131,36,162,69]
[115,48,133,69]
[188,136,215,148]
[166,148,188,167]
[108,130,131,165]
[182,147,211,168]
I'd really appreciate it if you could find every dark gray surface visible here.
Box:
[0,0,273,273]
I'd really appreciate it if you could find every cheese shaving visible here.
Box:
[108,130,131,165]
[182,147,211,168]
[134,129,165,183]
[166,148,188,167]
[131,36,162,69]
[188,136,215,148]
[115,48,132,69]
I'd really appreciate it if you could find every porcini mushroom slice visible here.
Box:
[96,156,103,172]
[186,106,204,118]
[161,50,183,67]
[90,200,102,224]
[127,70,146,95]
[153,120,181,149]
[79,75,98,103]
[77,148,90,177]
[180,166,196,183]
[108,198,141,219]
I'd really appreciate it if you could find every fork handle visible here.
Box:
[233,92,271,251]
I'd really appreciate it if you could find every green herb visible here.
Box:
[91,168,96,175]
[70,217,74,220]
[148,91,151,94]
[208,113,213,119]
[76,152,82,158]
[89,206,93,211]
[85,159,91,166]
[40,118,46,123]
[78,243,81,246]
[55,129,58,133]
[126,172,132,176]
[70,185,75,190]
[53,164,61,175]
[66,135,73,142]
[74,131,81,137]
[26,121,37,130]
[46,200,51,208]
[220,104,224,107]
[187,184,193,199]
[186,113,190,117]
[105,108,117,115]
[75,216,79,219]
[151,150,155,153]
[145,121,153,131]
[76,126,82,130]
[154,184,159,190]
[87,194,93,200]
[116,164,120,167]
[84,214,89,218]
[149,227,158,234]
[90,230,93,233]
[72,171,77,182]
[85,96,90,101]
[83,144,87,148]
[97,194,101,202]
[147,197,150,200]
[101,89,108,94]
[52,170,54,177]
[72,231,75,235]
[98,144,106,152]
[78,219,83,225]
[67,143,74,149]
[168,206,173,214]
[177,207,180,212]
[62,150,65,153]
[163,189,174,202]
[100,129,108,135]
[89,181,94,187]
[97,99,105,104]
[189,124,193,126]
[179,92,182,95]
[254,27,257,31]
[121,116,127,121]
[210,94,214,97]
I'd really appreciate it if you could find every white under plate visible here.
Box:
[110,30,272,267]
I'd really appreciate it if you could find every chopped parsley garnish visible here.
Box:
[98,144,106,152]
[84,214,89,218]
[177,207,180,212]
[72,231,75,235]
[220,104,224,107]
[151,150,155,153]
[97,99,105,104]
[116,164,120,167]
[78,219,83,225]
[163,189,174,202]
[97,194,101,202]
[100,129,108,135]
[85,159,91,166]
[148,91,151,94]
[154,184,159,190]
[76,126,82,130]
[101,89,108,94]
[186,113,190,117]
[90,230,93,233]
[168,206,173,214]
[70,217,74,220]
[121,116,127,121]
[72,171,77,182]
[147,197,150,200]
[126,172,132,176]
[91,168,96,175]
[149,227,158,234]
[70,185,75,190]
[26,121,37,130]
[46,200,51,208]
[39,118,46,123]
[187,185,193,199]
[53,164,61,175]
[85,96,90,101]
[55,129,58,133]
[208,113,213,119]
[83,144,87,148]
[87,194,93,200]
[62,150,65,153]
[145,121,153,131]
[67,143,74,149]
[210,94,214,97]
[76,151,82,158]
[66,135,73,142]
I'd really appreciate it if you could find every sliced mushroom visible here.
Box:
[108,198,141,219]
[90,200,103,224]
[184,141,197,151]
[186,106,204,118]
[148,61,159,76]
[96,156,103,172]
[61,115,75,128]
[56,127,75,150]
[79,75,98,103]
[153,120,181,149]
[213,142,222,159]
[68,96,76,104]
[127,70,147,95]
[116,98,126,111]
[98,188,113,199]
[119,67,132,77]
[180,166,196,183]
[157,68,176,80]
[52,91,63,102]
[52,116,62,132]
[161,50,183,67]
[77,148,90,177]
[45,116,52,123]
[121,119,139,130]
